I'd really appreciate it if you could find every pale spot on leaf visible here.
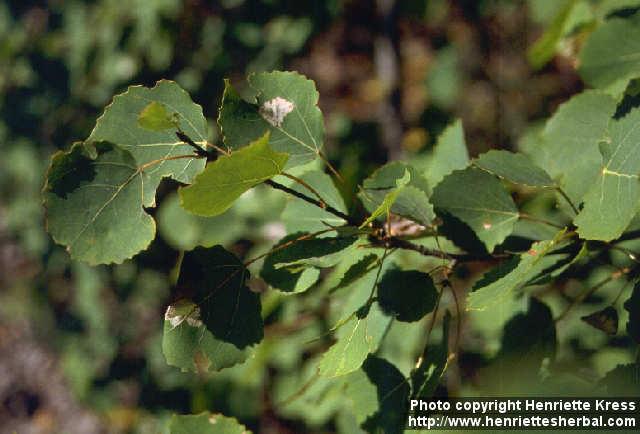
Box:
[482,222,492,230]
[208,415,217,424]
[164,304,203,329]
[259,97,294,127]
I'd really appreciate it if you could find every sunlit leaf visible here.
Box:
[424,119,469,187]
[575,109,640,241]
[474,150,555,188]
[579,15,640,91]
[330,254,378,292]
[179,132,288,216]
[137,101,179,131]
[319,309,374,378]
[467,232,568,310]
[218,71,324,168]
[528,0,592,70]
[261,232,357,293]
[88,80,207,207]
[359,164,434,227]
[431,167,518,252]
[531,91,616,209]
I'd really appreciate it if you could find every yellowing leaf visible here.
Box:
[137,101,178,131]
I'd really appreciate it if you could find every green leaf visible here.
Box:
[424,119,469,187]
[533,91,616,208]
[272,357,347,426]
[330,254,379,292]
[169,412,251,434]
[377,269,438,322]
[473,150,555,188]
[411,311,451,398]
[163,246,263,372]
[579,16,640,91]
[467,232,568,310]
[624,283,640,343]
[281,171,348,233]
[218,71,324,168]
[527,0,586,70]
[336,263,393,345]
[179,132,288,217]
[361,162,430,199]
[261,233,357,293]
[88,80,207,207]
[358,163,434,227]
[137,101,179,131]
[162,300,247,372]
[601,363,640,396]
[43,142,154,265]
[575,109,640,241]
[320,256,394,377]
[431,167,518,252]
[319,310,375,378]
[157,192,242,251]
[581,306,619,335]
[527,241,587,285]
[344,356,410,434]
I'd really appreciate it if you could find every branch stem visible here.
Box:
[280,172,327,206]
[519,213,565,229]
[264,179,358,226]
[557,187,579,215]
[176,130,209,157]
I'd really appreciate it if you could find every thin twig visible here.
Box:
[208,142,231,156]
[383,237,503,262]
[278,371,320,407]
[448,281,461,354]
[557,187,579,215]
[616,229,640,243]
[519,213,565,229]
[423,283,445,351]
[244,228,338,268]
[318,150,344,183]
[280,172,327,206]
[265,179,358,226]
[608,245,640,264]
[174,130,511,264]
[555,270,628,322]
[367,248,391,302]
[176,131,209,157]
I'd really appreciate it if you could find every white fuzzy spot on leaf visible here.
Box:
[164,304,203,329]
[259,97,295,127]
